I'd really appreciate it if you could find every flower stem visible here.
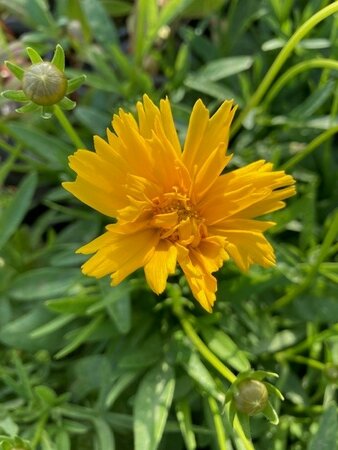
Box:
[233,415,255,450]
[281,125,338,170]
[231,1,338,136]
[208,395,228,450]
[173,302,236,384]
[53,104,85,148]
[262,59,338,109]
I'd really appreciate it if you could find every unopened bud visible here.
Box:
[22,62,67,106]
[234,379,268,416]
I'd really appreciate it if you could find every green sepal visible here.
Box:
[265,382,284,401]
[236,411,252,439]
[249,370,279,381]
[1,90,28,101]
[16,102,40,114]
[5,61,25,80]
[262,401,279,425]
[66,74,87,94]
[41,106,53,119]
[51,44,65,71]
[26,47,44,64]
[59,96,76,110]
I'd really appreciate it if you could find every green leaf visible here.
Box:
[74,106,111,135]
[133,0,158,63]
[104,0,133,17]
[189,56,253,82]
[5,122,73,168]
[81,0,118,45]
[55,429,71,450]
[30,314,76,338]
[118,337,162,369]
[99,281,131,334]
[0,172,37,251]
[184,77,236,102]
[0,307,65,351]
[181,0,226,18]
[179,347,224,402]
[134,362,175,450]
[175,400,197,450]
[51,44,65,71]
[308,404,337,450]
[54,314,104,359]
[290,81,335,119]
[9,268,81,301]
[46,295,98,315]
[93,418,115,450]
[200,326,251,372]
[26,46,44,64]
[23,0,55,27]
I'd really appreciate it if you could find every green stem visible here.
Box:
[173,302,236,384]
[263,59,338,109]
[277,354,325,370]
[276,323,338,358]
[31,413,48,450]
[231,1,338,136]
[233,415,255,450]
[208,396,228,450]
[53,104,85,148]
[281,125,338,170]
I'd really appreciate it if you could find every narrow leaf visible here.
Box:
[308,404,337,450]
[134,362,175,450]
[0,172,37,251]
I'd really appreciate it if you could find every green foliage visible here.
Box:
[0,0,337,449]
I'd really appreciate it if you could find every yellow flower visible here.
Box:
[63,95,295,312]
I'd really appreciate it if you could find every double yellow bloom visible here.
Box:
[63,95,295,311]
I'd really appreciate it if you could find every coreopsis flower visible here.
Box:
[63,95,295,312]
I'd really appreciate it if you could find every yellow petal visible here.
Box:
[159,97,181,156]
[176,237,227,312]
[144,240,177,294]
[224,230,276,271]
[182,99,209,172]
[62,177,116,217]
[79,227,160,285]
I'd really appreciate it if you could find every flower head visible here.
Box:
[63,95,295,311]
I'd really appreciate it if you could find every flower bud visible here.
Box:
[234,379,268,416]
[324,364,338,383]
[22,62,67,106]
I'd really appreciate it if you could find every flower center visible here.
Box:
[151,191,206,247]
